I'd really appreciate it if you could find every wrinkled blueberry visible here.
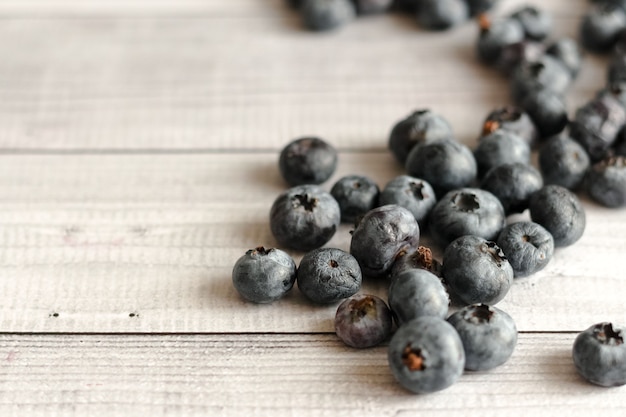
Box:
[474,130,531,178]
[379,175,437,226]
[416,0,469,31]
[334,294,393,348]
[388,109,454,164]
[529,185,586,247]
[480,162,543,215]
[442,235,513,305]
[428,188,506,248]
[388,317,465,394]
[520,88,569,139]
[330,174,380,224]
[300,0,356,31]
[388,268,449,325]
[586,156,626,207]
[297,247,362,304]
[481,106,539,147]
[539,134,591,190]
[496,221,554,277]
[580,3,626,53]
[350,205,420,278]
[573,322,626,387]
[405,139,477,197]
[232,247,297,304]
[447,304,518,371]
[511,5,552,41]
[270,185,341,251]
[390,245,443,279]
[279,137,338,186]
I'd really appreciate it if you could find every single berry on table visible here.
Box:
[330,174,380,224]
[279,137,338,186]
[334,294,393,348]
[496,221,554,278]
[586,155,626,208]
[480,162,543,215]
[538,134,590,190]
[388,268,449,325]
[573,322,626,387]
[379,175,437,226]
[529,185,586,248]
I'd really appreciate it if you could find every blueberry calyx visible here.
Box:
[594,323,624,345]
[349,295,377,321]
[481,241,507,267]
[409,181,427,200]
[402,345,426,371]
[293,194,318,211]
[478,14,491,33]
[329,259,339,268]
[453,192,480,212]
[482,120,500,135]
[247,246,273,256]
[465,304,495,323]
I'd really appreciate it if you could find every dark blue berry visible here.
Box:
[570,91,626,162]
[334,294,393,348]
[388,269,449,325]
[416,0,469,31]
[546,37,583,78]
[270,185,341,251]
[573,322,626,387]
[496,221,554,278]
[476,16,525,66]
[511,55,572,104]
[353,0,392,14]
[447,304,517,371]
[520,88,569,139]
[279,137,338,186]
[474,130,531,178]
[300,0,356,31]
[586,156,626,207]
[428,188,506,248]
[330,175,380,224]
[580,3,626,53]
[232,247,297,304]
[405,139,477,197]
[350,205,420,278]
[529,185,586,248]
[442,235,513,305]
[379,175,437,226]
[482,106,539,147]
[539,134,591,190]
[297,247,362,304]
[495,40,546,75]
[388,109,453,165]
[511,5,552,41]
[480,162,543,215]
[388,317,465,394]
[466,0,499,17]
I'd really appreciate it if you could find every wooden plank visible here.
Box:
[0,332,623,417]
[0,3,605,151]
[0,153,624,333]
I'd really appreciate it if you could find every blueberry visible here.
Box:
[573,322,626,387]
[466,0,499,17]
[388,269,449,325]
[447,304,518,371]
[495,40,546,75]
[520,88,569,139]
[269,185,341,251]
[297,247,362,304]
[496,221,554,277]
[334,294,393,348]
[300,0,356,31]
[539,134,591,190]
[510,55,572,104]
[481,106,539,147]
[529,185,586,248]
[546,37,583,78]
[580,3,626,53]
[350,205,420,278]
[232,247,297,303]
[387,317,465,394]
[428,188,506,248]
[442,235,513,305]
[476,16,525,66]
[388,109,454,165]
[570,91,626,162]
[615,129,626,156]
[379,175,437,226]
[474,130,531,178]
[416,0,469,31]
[279,137,338,186]
[510,5,552,41]
[586,156,626,207]
[352,0,392,14]
[390,245,443,279]
[480,162,543,215]
[405,139,477,197]
[330,175,380,224]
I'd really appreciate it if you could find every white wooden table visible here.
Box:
[0,0,625,415]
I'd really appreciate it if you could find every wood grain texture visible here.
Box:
[0,333,624,417]
[0,153,624,333]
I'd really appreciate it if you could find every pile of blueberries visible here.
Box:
[288,0,499,32]
[232,1,626,394]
